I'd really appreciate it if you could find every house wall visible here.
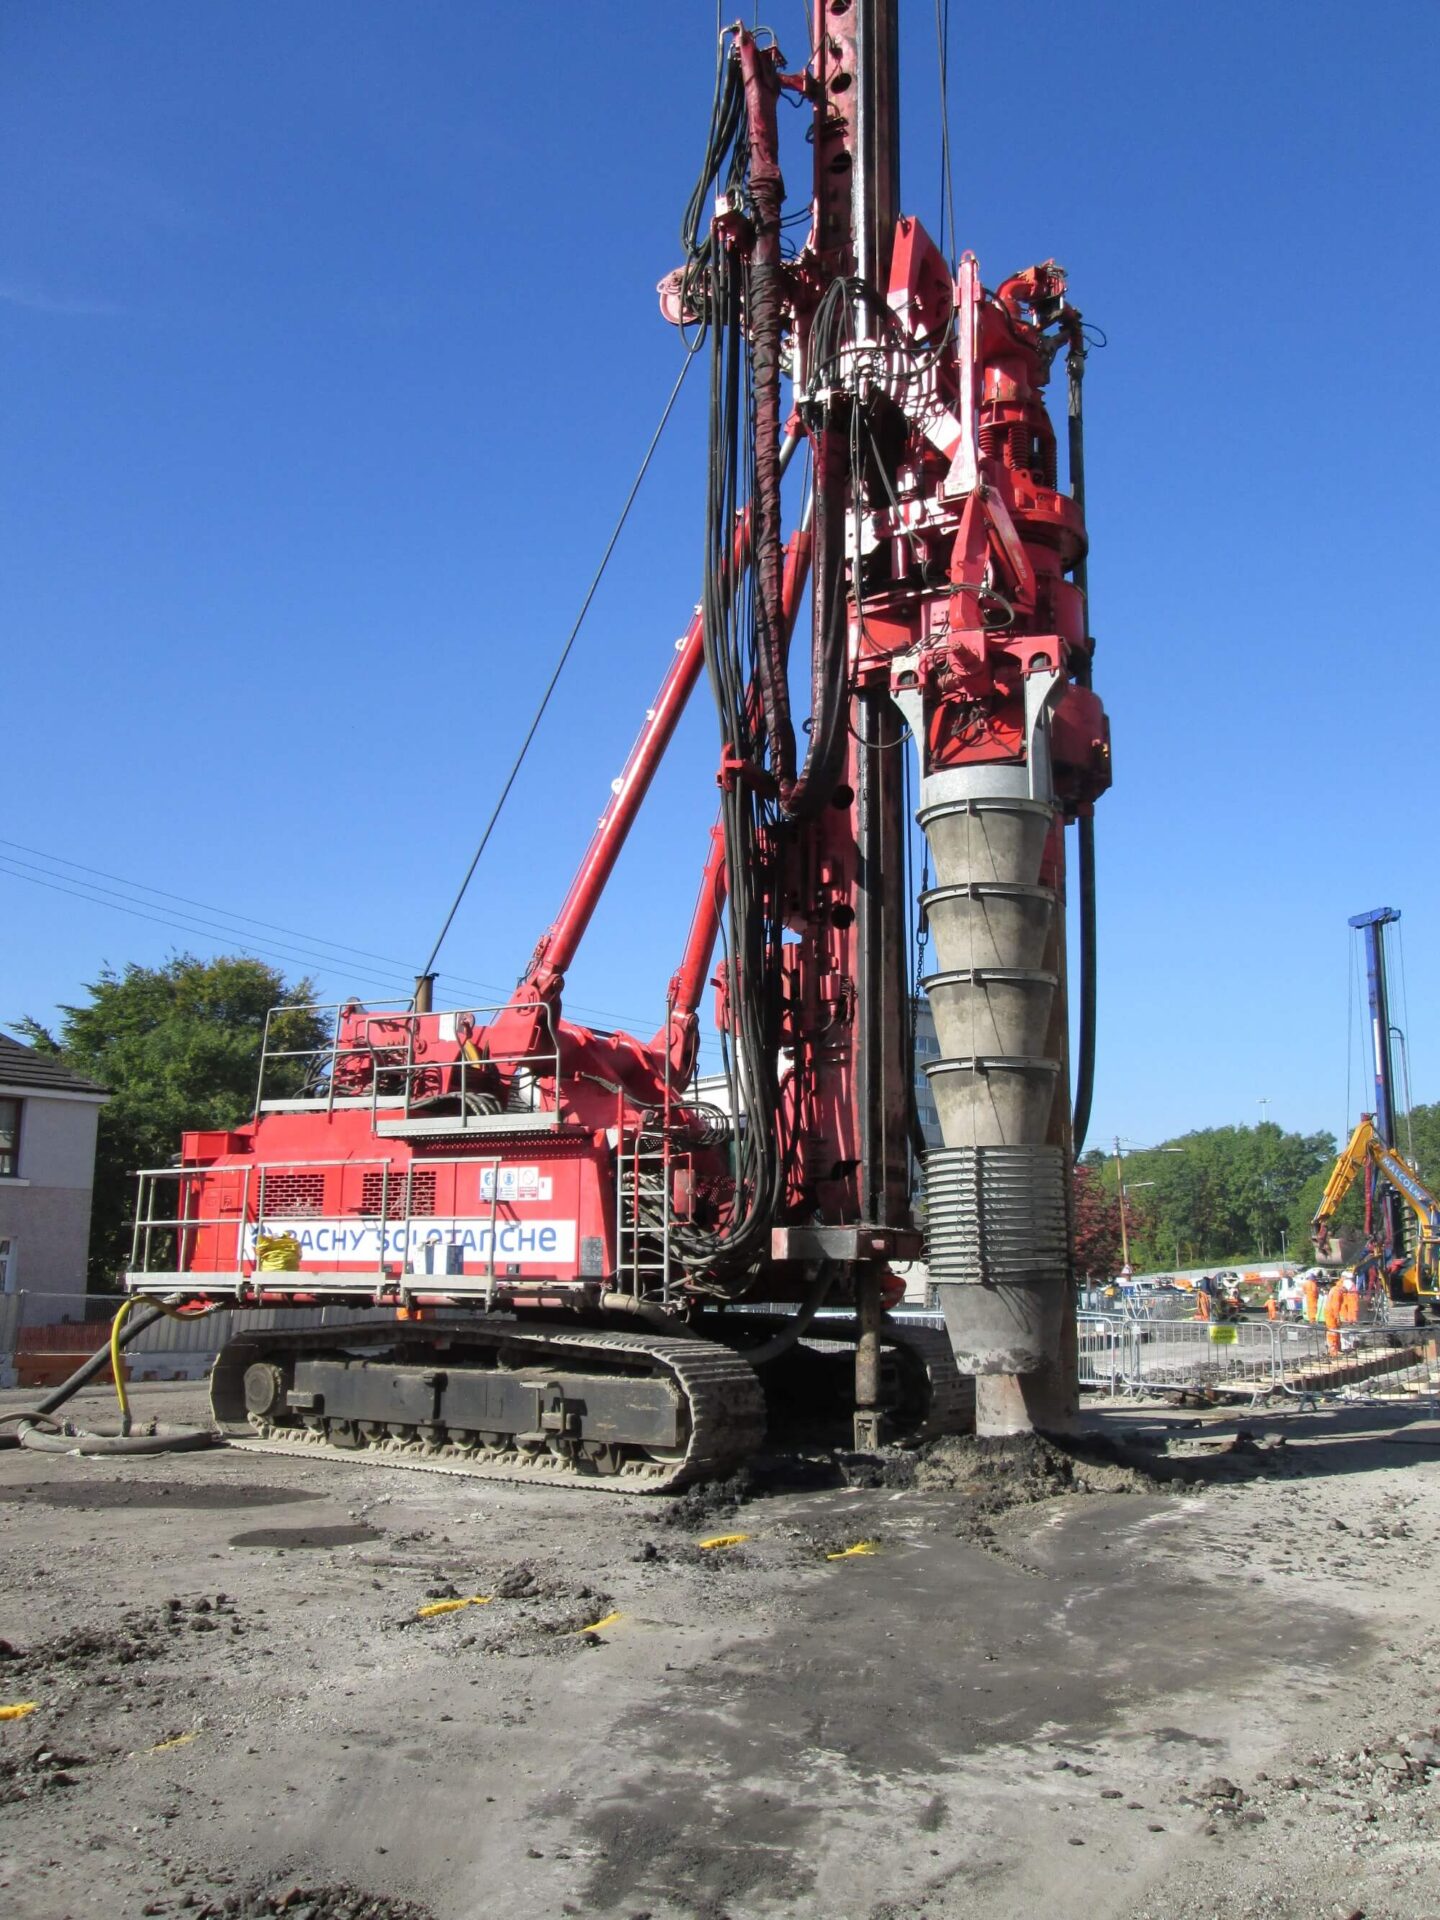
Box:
[0,1094,103,1321]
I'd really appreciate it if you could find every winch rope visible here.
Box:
[419,346,697,981]
[934,0,957,266]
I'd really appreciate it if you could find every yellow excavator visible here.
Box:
[1311,1114,1440,1310]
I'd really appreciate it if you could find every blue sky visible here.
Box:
[3,0,1436,1153]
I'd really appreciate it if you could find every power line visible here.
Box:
[0,860,420,1001]
[0,835,476,981]
[0,849,420,985]
[1,844,706,1041]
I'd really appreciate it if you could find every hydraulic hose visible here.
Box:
[1071,812,1098,1155]
[599,1291,702,1337]
[1065,325,1099,1156]
[3,1295,220,1456]
[778,421,852,820]
[734,1262,837,1366]
[0,1298,168,1443]
[16,1421,217,1457]
[737,32,796,794]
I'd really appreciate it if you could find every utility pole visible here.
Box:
[1112,1138,1181,1277]
[1350,907,1405,1290]
[1112,1137,1132,1273]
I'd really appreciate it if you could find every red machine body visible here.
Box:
[166,998,712,1299]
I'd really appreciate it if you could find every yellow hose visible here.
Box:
[256,1233,302,1272]
[108,1296,222,1436]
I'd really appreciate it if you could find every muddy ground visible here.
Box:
[3,1380,1440,1920]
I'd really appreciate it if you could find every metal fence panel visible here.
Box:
[1075,1314,1122,1393]
[1119,1320,1278,1399]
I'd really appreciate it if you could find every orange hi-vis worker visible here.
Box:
[1265,1294,1280,1321]
[1322,1282,1344,1355]
[1339,1272,1360,1325]
[1195,1288,1212,1322]
[1302,1273,1321,1323]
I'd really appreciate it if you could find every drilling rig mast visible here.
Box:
[125,0,1110,1467]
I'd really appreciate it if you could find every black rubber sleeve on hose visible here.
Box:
[1071,812,1097,1155]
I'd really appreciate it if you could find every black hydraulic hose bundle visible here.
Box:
[1065,329,1098,1157]
[672,28,881,1294]
[1071,815,1098,1156]
[670,35,791,1284]
[736,37,795,795]
[781,418,853,821]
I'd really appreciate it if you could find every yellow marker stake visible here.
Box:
[416,1595,492,1619]
[569,1611,623,1636]
[149,1732,198,1754]
[0,1703,38,1722]
[697,1532,750,1550]
[825,1541,879,1561]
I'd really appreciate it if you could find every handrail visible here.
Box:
[128,1150,512,1284]
[251,998,565,1124]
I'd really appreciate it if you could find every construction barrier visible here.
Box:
[1121,1319,1282,1400]
[1076,1312,1436,1404]
[1076,1312,1124,1394]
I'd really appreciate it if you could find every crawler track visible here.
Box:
[212,1320,766,1493]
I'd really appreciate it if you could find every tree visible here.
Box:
[1073,1164,1122,1279]
[1072,1163,1151,1279]
[1117,1124,1336,1270]
[19,955,329,1288]
[1398,1100,1440,1184]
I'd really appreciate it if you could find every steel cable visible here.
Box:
[418,347,698,983]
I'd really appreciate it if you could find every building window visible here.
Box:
[0,1099,19,1177]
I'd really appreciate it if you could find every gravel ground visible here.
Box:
[3,1378,1440,1919]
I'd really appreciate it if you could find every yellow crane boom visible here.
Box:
[1312,1116,1440,1300]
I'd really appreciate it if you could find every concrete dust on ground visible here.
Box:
[3,1379,1440,1920]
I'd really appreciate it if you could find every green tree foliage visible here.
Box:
[1082,1124,1338,1271]
[19,955,328,1288]
[1399,1100,1440,1185]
